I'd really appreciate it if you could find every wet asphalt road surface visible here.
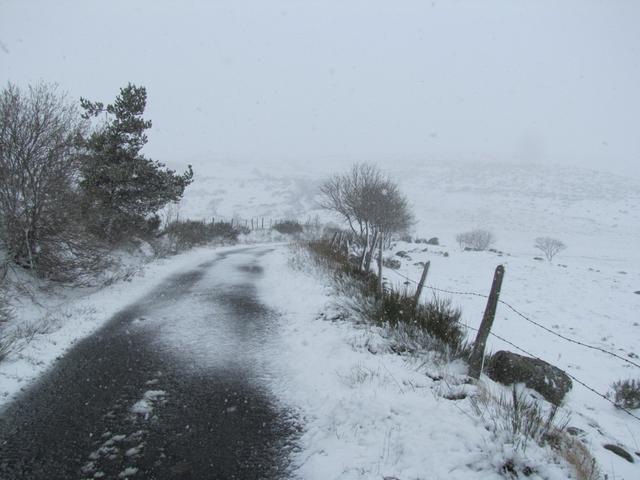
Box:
[0,247,298,480]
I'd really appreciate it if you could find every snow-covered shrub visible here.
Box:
[163,220,239,251]
[382,257,401,269]
[418,296,468,355]
[0,291,11,326]
[0,329,17,362]
[610,378,640,409]
[415,237,439,245]
[471,384,569,460]
[473,384,600,480]
[377,292,468,357]
[272,220,303,235]
[0,261,13,326]
[307,238,468,358]
[558,436,601,480]
[0,83,107,282]
[0,316,57,362]
[0,298,13,361]
[456,229,496,251]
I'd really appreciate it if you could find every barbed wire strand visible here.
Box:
[323,254,640,422]
[385,267,640,421]
[386,268,640,369]
[497,299,640,369]
[481,328,640,423]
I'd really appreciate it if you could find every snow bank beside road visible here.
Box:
[0,245,236,411]
[258,246,573,480]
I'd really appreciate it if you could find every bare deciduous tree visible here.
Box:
[534,237,566,261]
[0,82,101,280]
[319,163,413,284]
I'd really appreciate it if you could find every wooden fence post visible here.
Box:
[469,265,505,379]
[413,261,431,308]
[378,233,384,297]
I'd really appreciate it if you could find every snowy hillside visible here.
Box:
[177,158,640,260]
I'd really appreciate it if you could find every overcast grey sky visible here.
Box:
[1,0,639,177]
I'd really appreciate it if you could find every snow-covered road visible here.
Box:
[0,246,296,479]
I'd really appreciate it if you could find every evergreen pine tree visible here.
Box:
[80,84,193,241]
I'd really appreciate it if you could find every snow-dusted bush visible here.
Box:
[0,257,13,326]
[0,314,58,362]
[0,329,17,362]
[381,257,401,269]
[559,436,601,480]
[534,237,566,261]
[0,82,106,281]
[272,220,303,235]
[610,378,640,409]
[0,275,15,361]
[306,238,469,358]
[0,288,11,324]
[456,229,496,251]
[163,220,240,251]
[471,384,569,458]
[472,383,602,479]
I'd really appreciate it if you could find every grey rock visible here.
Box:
[603,444,634,463]
[485,350,573,405]
[566,426,586,437]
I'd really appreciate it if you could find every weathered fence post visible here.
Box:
[251,218,254,230]
[469,265,505,379]
[261,218,264,229]
[413,261,431,308]
[378,233,384,297]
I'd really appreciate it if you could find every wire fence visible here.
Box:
[384,266,640,422]
[167,215,322,232]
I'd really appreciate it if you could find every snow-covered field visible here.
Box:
[379,239,639,477]
[176,157,640,268]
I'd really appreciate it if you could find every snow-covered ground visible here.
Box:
[2,160,638,478]
[257,246,582,479]
[379,238,639,477]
